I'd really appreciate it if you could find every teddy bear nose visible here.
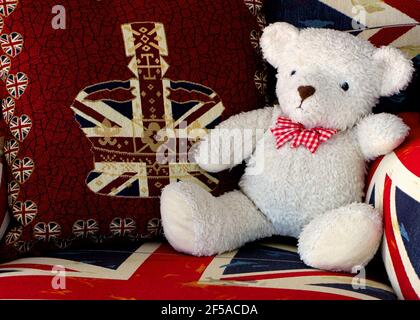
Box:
[298,86,316,101]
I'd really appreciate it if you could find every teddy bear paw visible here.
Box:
[298,203,383,272]
[160,181,217,256]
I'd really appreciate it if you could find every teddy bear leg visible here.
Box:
[298,203,383,272]
[161,181,275,256]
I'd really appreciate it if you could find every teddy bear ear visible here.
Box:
[373,46,414,97]
[260,22,299,68]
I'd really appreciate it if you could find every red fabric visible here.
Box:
[395,113,420,178]
[0,241,396,300]
[382,0,420,22]
[0,118,8,242]
[270,116,338,153]
[368,25,416,47]
[0,0,267,260]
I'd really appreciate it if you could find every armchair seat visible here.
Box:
[0,239,396,300]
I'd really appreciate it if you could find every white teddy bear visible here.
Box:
[160,22,414,272]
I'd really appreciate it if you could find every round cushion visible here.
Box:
[366,113,420,300]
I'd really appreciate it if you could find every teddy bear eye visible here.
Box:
[340,82,350,91]
[290,70,296,76]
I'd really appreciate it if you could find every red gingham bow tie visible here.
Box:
[270,116,338,154]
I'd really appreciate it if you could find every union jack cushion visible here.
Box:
[0,0,268,260]
[265,0,419,113]
[0,239,396,300]
[367,113,420,300]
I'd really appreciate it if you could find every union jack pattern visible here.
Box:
[250,29,262,50]
[12,200,37,226]
[198,242,396,300]
[0,0,19,17]
[268,1,420,59]
[0,163,7,243]
[11,157,33,184]
[3,138,19,165]
[0,16,3,34]
[256,13,267,30]
[71,22,224,198]
[0,242,397,300]
[0,0,34,251]
[53,238,73,249]
[4,226,21,245]
[254,69,268,95]
[7,180,19,206]
[12,240,33,253]
[109,217,136,237]
[243,0,268,101]
[141,217,163,238]
[244,0,263,16]
[6,71,27,99]
[0,32,23,57]
[322,0,419,59]
[2,95,14,123]
[0,54,11,80]
[366,126,420,300]
[33,221,62,242]
[72,219,99,238]
[9,114,32,141]
[265,0,419,108]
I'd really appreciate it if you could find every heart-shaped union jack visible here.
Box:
[1,95,14,123]
[12,200,37,227]
[244,0,263,16]
[109,217,137,237]
[72,219,100,238]
[6,71,27,99]
[0,54,10,80]
[0,32,23,57]
[9,114,32,142]
[33,222,62,242]
[7,180,20,206]
[3,138,19,165]
[4,226,22,245]
[0,0,19,17]
[11,157,34,184]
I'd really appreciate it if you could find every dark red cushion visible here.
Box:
[0,119,8,241]
[0,0,268,260]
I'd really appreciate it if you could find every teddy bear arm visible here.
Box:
[193,107,274,172]
[355,113,410,161]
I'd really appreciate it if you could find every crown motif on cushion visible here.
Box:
[71,22,225,198]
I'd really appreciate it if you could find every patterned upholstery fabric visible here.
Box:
[367,113,420,300]
[0,239,396,300]
[0,119,8,242]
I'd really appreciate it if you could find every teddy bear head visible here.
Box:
[260,22,414,131]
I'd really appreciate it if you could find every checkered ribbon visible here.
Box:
[270,116,338,154]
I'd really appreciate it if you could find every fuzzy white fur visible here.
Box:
[160,23,414,272]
